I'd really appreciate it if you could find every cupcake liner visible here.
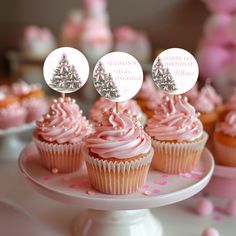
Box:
[85,148,153,195]
[151,132,208,174]
[33,136,84,173]
[214,140,236,167]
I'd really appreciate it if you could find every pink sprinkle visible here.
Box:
[52,168,58,174]
[179,172,192,178]
[28,155,35,160]
[143,190,152,196]
[63,176,71,182]
[69,184,81,189]
[213,215,223,222]
[142,184,150,189]
[87,190,96,195]
[153,189,161,193]
[42,176,50,181]
[162,174,169,178]
[214,206,224,213]
[191,173,202,179]
[154,180,167,186]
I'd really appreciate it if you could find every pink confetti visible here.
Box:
[52,168,58,174]
[153,189,161,193]
[213,215,223,222]
[179,173,192,178]
[28,155,35,161]
[191,173,202,180]
[162,174,169,179]
[143,190,152,196]
[69,184,81,189]
[63,176,71,182]
[154,180,167,186]
[214,207,224,214]
[87,190,96,195]
[42,176,51,181]
[142,184,150,189]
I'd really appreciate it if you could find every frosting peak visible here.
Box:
[217,110,236,137]
[86,109,151,159]
[146,96,203,142]
[36,97,91,143]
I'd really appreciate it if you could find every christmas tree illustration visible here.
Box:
[50,53,82,91]
[152,57,177,92]
[93,61,120,99]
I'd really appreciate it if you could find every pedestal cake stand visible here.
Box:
[19,143,214,236]
[0,122,35,161]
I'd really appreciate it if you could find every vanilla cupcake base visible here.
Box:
[33,136,84,173]
[152,132,208,174]
[85,148,153,195]
[214,140,236,167]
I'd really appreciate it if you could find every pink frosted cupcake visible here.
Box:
[214,110,236,167]
[0,92,26,129]
[33,97,91,173]
[89,97,146,125]
[136,75,165,118]
[146,95,208,174]
[84,109,153,195]
[12,81,48,122]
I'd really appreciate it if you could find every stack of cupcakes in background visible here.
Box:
[0,80,48,129]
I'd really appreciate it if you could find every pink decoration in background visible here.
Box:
[154,180,167,186]
[213,215,223,222]
[226,200,236,216]
[203,14,232,45]
[201,227,220,236]
[202,0,236,13]
[195,198,214,216]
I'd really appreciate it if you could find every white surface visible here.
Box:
[19,143,214,210]
[0,158,235,235]
[0,122,35,161]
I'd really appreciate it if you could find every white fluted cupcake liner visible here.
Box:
[214,140,236,167]
[33,136,84,173]
[151,132,208,174]
[85,148,153,195]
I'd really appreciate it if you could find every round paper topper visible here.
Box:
[43,47,89,93]
[93,52,143,102]
[152,48,199,94]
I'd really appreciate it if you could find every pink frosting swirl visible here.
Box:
[137,75,165,109]
[86,110,151,159]
[226,88,236,111]
[89,97,143,123]
[194,93,215,113]
[217,110,236,137]
[11,81,41,97]
[201,84,222,106]
[146,96,203,142]
[36,97,91,144]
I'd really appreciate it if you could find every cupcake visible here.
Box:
[89,97,147,125]
[136,74,165,118]
[146,95,208,174]
[12,81,48,123]
[222,87,236,120]
[84,109,153,195]
[214,110,236,167]
[33,97,91,173]
[193,92,218,139]
[0,92,26,129]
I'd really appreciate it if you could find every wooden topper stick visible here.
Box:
[61,93,65,99]
[115,102,119,113]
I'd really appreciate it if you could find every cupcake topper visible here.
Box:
[152,48,199,95]
[43,47,89,96]
[93,52,143,111]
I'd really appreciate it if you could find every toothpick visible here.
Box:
[115,102,119,113]
[61,93,65,99]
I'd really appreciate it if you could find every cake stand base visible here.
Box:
[74,209,162,236]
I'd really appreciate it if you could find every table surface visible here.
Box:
[0,140,236,235]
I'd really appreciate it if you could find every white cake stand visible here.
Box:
[19,143,214,236]
[0,122,35,161]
